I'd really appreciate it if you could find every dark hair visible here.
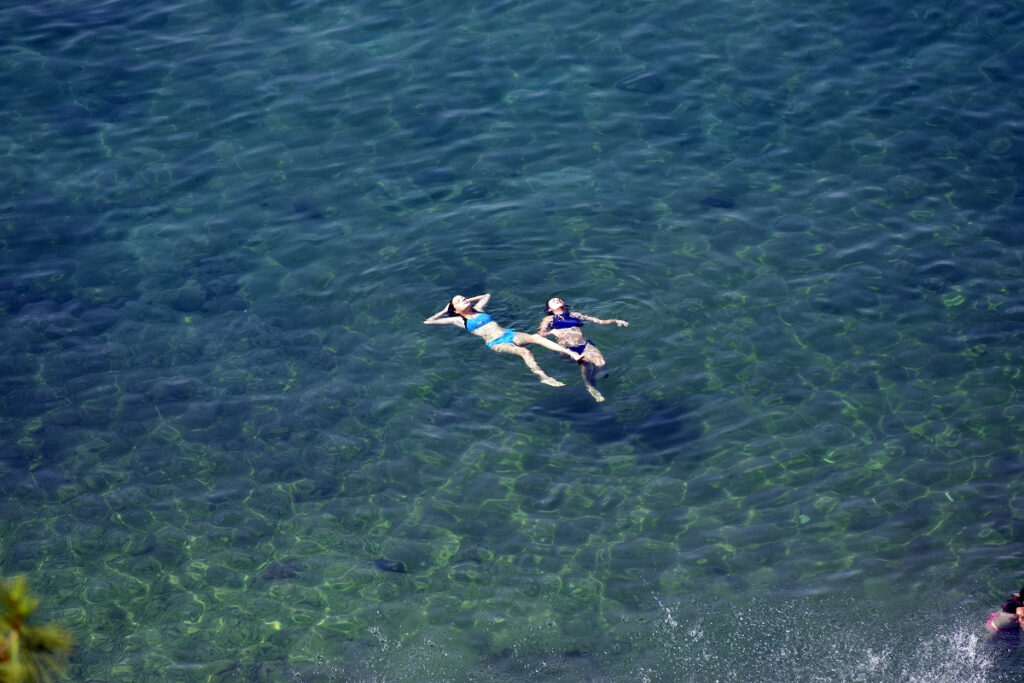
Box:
[1002,596,1022,614]
[447,298,475,327]
[545,297,567,314]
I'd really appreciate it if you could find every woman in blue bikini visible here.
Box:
[424,293,582,386]
[539,296,629,402]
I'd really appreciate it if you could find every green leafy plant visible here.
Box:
[0,577,72,683]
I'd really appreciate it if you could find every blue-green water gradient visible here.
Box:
[2,0,1023,679]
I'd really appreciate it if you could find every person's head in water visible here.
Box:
[447,295,476,317]
[1002,596,1023,614]
[446,295,478,327]
[546,297,568,314]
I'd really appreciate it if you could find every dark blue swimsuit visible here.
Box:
[549,313,590,355]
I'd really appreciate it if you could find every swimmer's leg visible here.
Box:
[580,363,604,401]
[580,345,606,402]
[493,344,564,386]
[514,332,582,361]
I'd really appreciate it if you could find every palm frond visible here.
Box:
[0,577,72,683]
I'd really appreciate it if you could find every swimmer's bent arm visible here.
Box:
[467,293,491,309]
[538,314,554,335]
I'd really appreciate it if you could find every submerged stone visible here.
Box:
[774,214,812,233]
[292,201,324,220]
[262,562,301,581]
[453,184,488,203]
[700,193,736,209]
[413,166,457,186]
[147,377,201,402]
[374,558,407,573]
[615,71,665,93]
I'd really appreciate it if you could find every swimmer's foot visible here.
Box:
[541,377,565,387]
[586,385,605,402]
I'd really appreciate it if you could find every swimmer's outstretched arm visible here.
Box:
[573,311,629,327]
[423,307,462,325]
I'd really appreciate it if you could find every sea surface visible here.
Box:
[2,0,1023,680]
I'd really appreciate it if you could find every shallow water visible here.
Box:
[1,0,1023,680]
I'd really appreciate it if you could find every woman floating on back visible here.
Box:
[424,293,582,386]
[538,296,629,402]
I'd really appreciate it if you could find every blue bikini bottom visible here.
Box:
[486,329,518,349]
[567,340,591,355]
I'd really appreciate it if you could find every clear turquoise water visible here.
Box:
[2,0,1023,680]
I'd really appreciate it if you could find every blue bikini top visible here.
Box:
[465,312,494,332]
[549,312,583,330]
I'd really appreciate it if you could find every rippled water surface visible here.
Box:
[2,0,1024,680]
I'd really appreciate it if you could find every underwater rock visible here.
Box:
[463,545,495,564]
[78,307,119,335]
[373,558,407,573]
[204,296,247,314]
[52,103,99,138]
[173,280,206,312]
[979,57,1012,83]
[887,131,931,154]
[255,422,292,441]
[913,257,965,293]
[413,166,457,186]
[699,193,736,209]
[262,561,301,581]
[47,407,83,427]
[292,201,324,220]
[615,71,665,93]
[774,214,812,233]
[0,444,33,468]
[453,184,488,203]
[147,377,201,402]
